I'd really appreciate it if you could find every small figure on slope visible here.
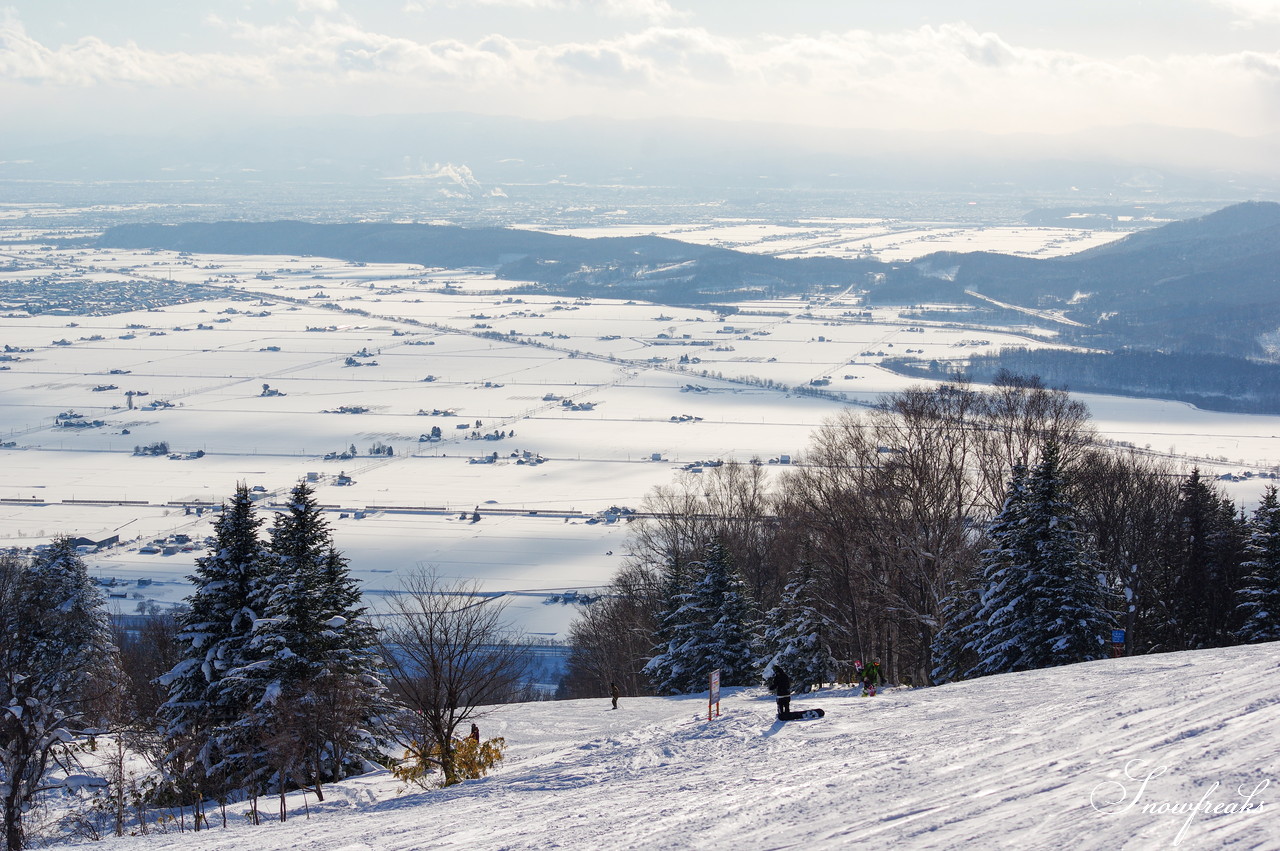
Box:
[610,681,621,710]
[862,658,884,697]
[773,666,792,719]
[469,723,480,743]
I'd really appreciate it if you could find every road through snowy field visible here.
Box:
[61,643,1280,851]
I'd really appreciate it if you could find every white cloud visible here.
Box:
[1209,0,1280,23]
[599,0,683,21]
[0,11,267,87]
[420,0,683,23]
[2,9,1278,136]
[297,0,342,12]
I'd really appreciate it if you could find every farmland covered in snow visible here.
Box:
[2,223,1279,637]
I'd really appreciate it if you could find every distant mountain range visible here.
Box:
[884,200,1280,358]
[98,200,1280,412]
[97,219,880,305]
[883,201,1280,412]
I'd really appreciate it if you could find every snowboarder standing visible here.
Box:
[863,658,884,697]
[610,681,621,710]
[774,666,792,718]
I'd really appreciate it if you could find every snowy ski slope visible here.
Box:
[59,642,1280,851]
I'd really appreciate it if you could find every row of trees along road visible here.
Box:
[2,482,532,849]
[561,377,1280,698]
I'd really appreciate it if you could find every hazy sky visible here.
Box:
[4,0,1280,138]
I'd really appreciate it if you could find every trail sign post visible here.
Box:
[708,669,721,721]
[1111,628,1126,657]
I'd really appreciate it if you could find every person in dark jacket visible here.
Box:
[610,681,621,710]
[773,667,792,718]
[469,723,480,743]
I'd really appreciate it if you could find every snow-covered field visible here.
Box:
[537,219,1135,261]
[3,226,1280,637]
[47,642,1280,851]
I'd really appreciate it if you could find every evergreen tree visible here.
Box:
[1236,485,1280,643]
[1170,470,1247,648]
[965,462,1033,677]
[1,540,119,851]
[968,445,1112,677]
[759,561,834,693]
[224,481,392,803]
[932,460,1038,684]
[644,557,702,695]
[160,483,267,795]
[930,571,984,685]
[1024,444,1114,667]
[644,540,758,694]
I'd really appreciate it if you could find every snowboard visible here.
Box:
[777,708,825,721]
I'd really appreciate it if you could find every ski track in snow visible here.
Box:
[46,643,1280,851]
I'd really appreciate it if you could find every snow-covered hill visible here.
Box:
[62,644,1279,851]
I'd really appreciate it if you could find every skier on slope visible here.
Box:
[862,657,884,697]
[773,666,792,719]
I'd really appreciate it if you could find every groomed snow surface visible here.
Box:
[61,643,1280,851]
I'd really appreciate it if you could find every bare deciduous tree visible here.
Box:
[379,569,531,786]
[777,380,1096,685]
[630,462,787,606]
[560,561,665,699]
[1073,447,1184,653]
[112,611,183,730]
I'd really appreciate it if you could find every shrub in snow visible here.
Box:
[394,735,507,789]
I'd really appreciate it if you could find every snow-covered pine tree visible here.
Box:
[1,539,119,851]
[643,539,757,694]
[644,571,705,695]
[1236,485,1280,643]
[968,444,1112,677]
[303,544,394,786]
[644,550,710,695]
[929,571,983,685]
[964,461,1033,677]
[1022,441,1113,668]
[225,481,392,803]
[159,482,267,796]
[759,561,834,693]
